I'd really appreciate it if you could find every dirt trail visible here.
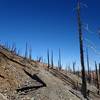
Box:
[30,69,80,100]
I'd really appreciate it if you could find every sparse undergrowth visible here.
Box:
[0,45,100,100]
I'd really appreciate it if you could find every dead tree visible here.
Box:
[99,63,100,78]
[13,47,17,54]
[95,61,99,94]
[92,71,95,84]
[68,65,71,73]
[8,45,10,50]
[29,45,32,60]
[25,43,28,59]
[8,45,11,51]
[47,49,50,70]
[86,49,90,75]
[77,66,80,77]
[89,66,92,84]
[11,43,17,55]
[38,57,42,62]
[51,50,54,68]
[86,48,91,83]
[99,63,100,84]
[17,49,20,56]
[11,43,15,51]
[11,43,16,54]
[73,62,76,74]
[65,64,68,74]
[77,0,87,98]
[58,48,62,70]
[99,63,100,89]
[5,42,9,50]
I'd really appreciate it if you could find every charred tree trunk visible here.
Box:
[95,61,99,94]
[92,71,95,84]
[89,66,92,84]
[47,49,50,70]
[68,65,71,73]
[51,50,54,68]
[86,48,91,83]
[86,49,90,75]
[29,46,32,60]
[77,0,87,98]
[11,43,16,54]
[99,63,100,88]
[25,43,28,59]
[77,66,80,77]
[58,48,62,70]
[73,62,76,74]
[99,63,100,79]
[65,65,68,74]
[17,49,20,56]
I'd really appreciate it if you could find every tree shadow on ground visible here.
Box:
[16,69,46,93]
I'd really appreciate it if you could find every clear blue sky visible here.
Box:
[0,0,100,70]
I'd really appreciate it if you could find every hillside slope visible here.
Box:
[0,45,100,100]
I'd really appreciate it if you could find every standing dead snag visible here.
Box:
[5,42,9,50]
[51,50,54,68]
[58,48,62,70]
[65,64,68,74]
[36,56,42,62]
[77,0,87,98]
[73,62,76,74]
[86,48,91,83]
[95,61,99,94]
[17,49,20,56]
[99,63,100,88]
[68,65,71,73]
[99,63,100,79]
[77,66,80,77]
[89,66,92,83]
[92,71,95,85]
[25,43,28,59]
[11,43,17,54]
[29,45,32,60]
[99,63,100,90]
[47,49,50,70]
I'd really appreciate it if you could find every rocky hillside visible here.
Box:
[0,45,100,100]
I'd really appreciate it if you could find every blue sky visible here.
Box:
[0,0,100,70]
